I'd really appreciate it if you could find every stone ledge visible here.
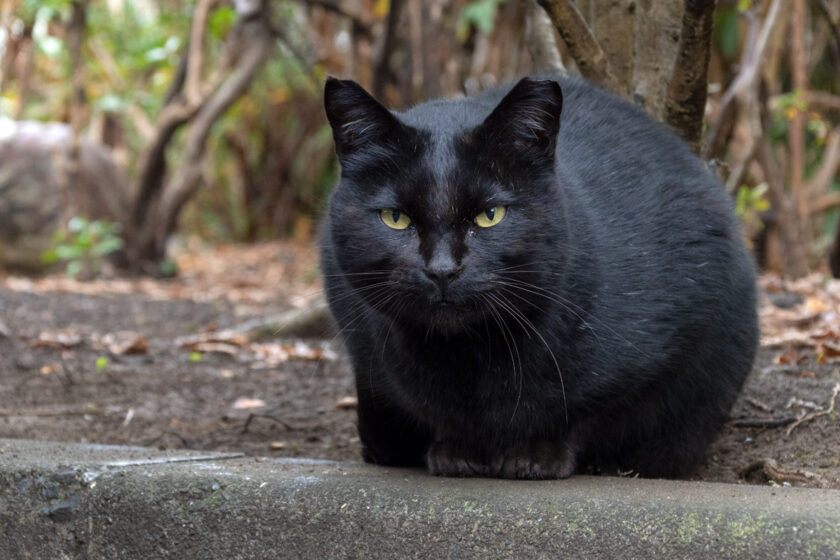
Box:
[1,438,838,559]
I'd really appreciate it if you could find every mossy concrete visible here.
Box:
[1,438,839,559]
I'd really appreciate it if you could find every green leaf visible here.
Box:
[188,351,203,363]
[93,236,125,257]
[457,0,505,38]
[96,356,109,371]
[56,245,84,260]
[159,259,178,277]
[714,9,740,59]
[208,6,236,39]
[40,249,60,264]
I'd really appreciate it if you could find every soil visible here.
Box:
[1,241,838,488]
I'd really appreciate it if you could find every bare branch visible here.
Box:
[294,0,373,40]
[536,0,621,93]
[525,0,566,74]
[805,126,840,202]
[372,0,404,100]
[185,0,218,105]
[705,0,785,160]
[756,137,809,277]
[789,0,808,222]
[665,0,717,154]
[155,18,274,251]
[771,91,840,113]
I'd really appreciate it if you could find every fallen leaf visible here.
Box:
[108,334,149,355]
[32,331,82,349]
[269,441,285,450]
[189,342,240,355]
[774,349,804,365]
[176,330,248,350]
[804,296,827,314]
[335,396,358,410]
[231,397,266,409]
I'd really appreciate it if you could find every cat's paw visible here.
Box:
[426,439,576,479]
[499,440,577,480]
[426,441,492,477]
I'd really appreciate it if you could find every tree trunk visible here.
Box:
[537,0,713,149]
[124,0,276,270]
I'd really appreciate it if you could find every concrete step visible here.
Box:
[1,438,838,559]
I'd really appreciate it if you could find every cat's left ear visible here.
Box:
[475,78,563,162]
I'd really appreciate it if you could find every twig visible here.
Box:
[746,396,774,413]
[145,431,190,447]
[536,0,621,93]
[242,412,296,433]
[740,457,829,487]
[729,416,796,429]
[786,383,840,436]
[0,407,106,417]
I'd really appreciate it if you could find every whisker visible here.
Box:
[490,289,568,424]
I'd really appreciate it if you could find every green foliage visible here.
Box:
[96,356,109,371]
[735,183,770,233]
[159,259,179,278]
[457,0,505,38]
[41,217,124,278]
[713,7,740,60]
[208,6,236,39]
[188,351,203,363]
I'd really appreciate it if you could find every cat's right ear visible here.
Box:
[324,78,407,162]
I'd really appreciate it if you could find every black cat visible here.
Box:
[320,75,758,479]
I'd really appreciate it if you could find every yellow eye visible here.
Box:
[475,206,506,228]
[380,209,411,230]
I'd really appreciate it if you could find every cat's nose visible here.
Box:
[423,263,464,293]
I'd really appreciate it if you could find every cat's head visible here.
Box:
[323,77,567,333]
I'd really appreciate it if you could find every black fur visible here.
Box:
[320,76,758,479]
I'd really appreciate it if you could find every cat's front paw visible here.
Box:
[426,439,576,480]
[498,440,577,480]
[426,441,493,477]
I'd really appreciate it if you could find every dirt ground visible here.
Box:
[1,241,838,488]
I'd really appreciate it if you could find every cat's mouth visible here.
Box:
[419,297,480,332]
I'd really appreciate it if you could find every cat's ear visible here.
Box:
[324,77,408,162]
[476,78,563,162]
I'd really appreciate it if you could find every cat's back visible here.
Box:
[549,77,756,357]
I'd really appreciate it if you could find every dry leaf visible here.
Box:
[804,296,827,314]
[269,441,285,450]
[335,396,358,410]
[231,397,266,409]
[32,331,82,349]
[176,331,248,350]
[107,334,149,355]
[774,349,803,365]
[189,342,240,355]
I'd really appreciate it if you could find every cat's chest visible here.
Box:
[384,331,569,432]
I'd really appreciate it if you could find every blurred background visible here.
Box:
[0,0,838,278]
